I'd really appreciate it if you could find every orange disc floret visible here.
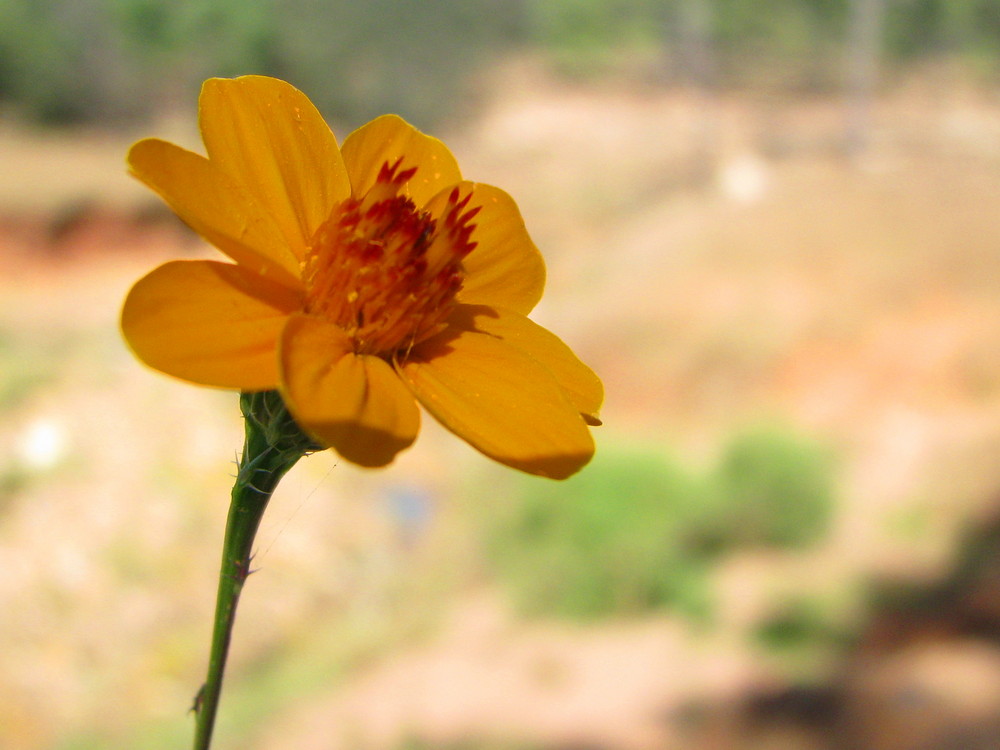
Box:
[302,159,480,357]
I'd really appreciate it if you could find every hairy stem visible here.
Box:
[192,392,316,750]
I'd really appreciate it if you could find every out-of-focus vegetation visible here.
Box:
[3,0,1000,127]
[481,428,834,622]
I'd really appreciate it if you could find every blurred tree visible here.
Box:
[268,0,524,129]
[0,0,521,127]
[3,0,1000,127]
[712,0,850,88]
[112,0,278,108]
[524,0,663,76]
[846,0,884,154]
[0,0,145,123]
[885,0,1000,62]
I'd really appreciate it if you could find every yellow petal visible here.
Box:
[199,76,351,254]
[455,183,546,315]
[400,327,595,479]
[449,304,603,425]
[128,139,303,287]
[121,260,301,390]
[340,114,462,208]
[279,314,420,467]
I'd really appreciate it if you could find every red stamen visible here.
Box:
[301,161,478,356]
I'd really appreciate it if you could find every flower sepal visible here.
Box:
[238,390,322,480]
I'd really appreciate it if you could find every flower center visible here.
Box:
[302,159,479,357]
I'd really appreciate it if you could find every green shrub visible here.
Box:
[481,427,835,622]
[707,426,835,550]
[756,597,844,650]
[483,445,716,621]
[754,594,855,673]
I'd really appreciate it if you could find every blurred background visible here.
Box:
[4,1,1000,748]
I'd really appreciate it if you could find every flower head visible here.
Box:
[121,76,601,478]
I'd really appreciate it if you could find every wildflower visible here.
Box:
[122,76,601,478]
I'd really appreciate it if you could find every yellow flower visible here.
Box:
[121,76,602,478]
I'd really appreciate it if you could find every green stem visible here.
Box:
[192,392,317,750]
